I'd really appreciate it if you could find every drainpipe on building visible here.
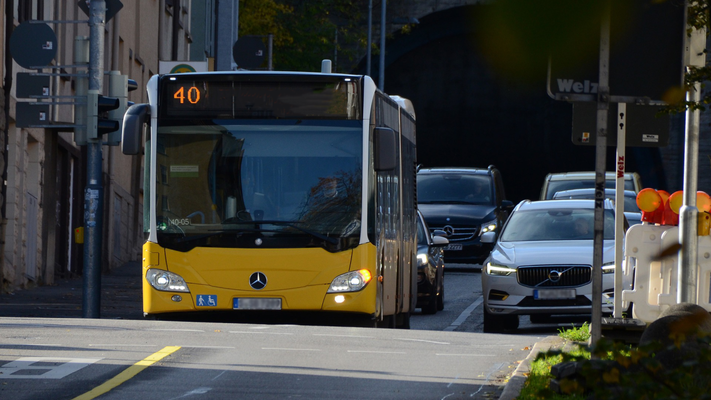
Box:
[1,0,15,291]
[172,1,180,60]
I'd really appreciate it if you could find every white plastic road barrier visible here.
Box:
[622,223,711,323]
[621,223,674,323]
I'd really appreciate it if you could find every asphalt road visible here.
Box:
[0,262,579,399]
[0,317,539,400]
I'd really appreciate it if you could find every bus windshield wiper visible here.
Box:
[253,220,339,245]
[172,228,252,243]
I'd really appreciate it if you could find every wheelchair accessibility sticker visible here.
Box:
[196,295,217,307]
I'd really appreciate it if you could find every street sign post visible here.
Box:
[16,103,50,128]
[233,36,266,69]
[17,73,50,98]
[572,102,670,147]
[78,0,123,22]
[545,0,686,345]
[9,21,57,69]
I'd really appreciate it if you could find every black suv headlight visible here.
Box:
[479,219,497,236]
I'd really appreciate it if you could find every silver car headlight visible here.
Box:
[602,262,616,274]
[486,262,516,276]
[146,268,190,292]
[417,253,428,267]
[328,269,372,293]
[480,219,497,236]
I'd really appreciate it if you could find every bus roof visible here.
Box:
[389,95,416,119]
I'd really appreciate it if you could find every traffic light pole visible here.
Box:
[83,0,107,318]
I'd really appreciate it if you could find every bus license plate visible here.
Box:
[233,298,282,310]
[534,289,576,300]
[445,244,462,251]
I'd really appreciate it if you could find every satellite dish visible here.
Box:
[10,21,57,69]
[233,36,266,69]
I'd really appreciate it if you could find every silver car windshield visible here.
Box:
[500,208,616,241]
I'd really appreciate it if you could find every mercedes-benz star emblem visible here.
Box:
[249,272,267,290]
[443,225,455,237]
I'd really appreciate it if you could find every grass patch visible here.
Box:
[557,322,590,342]
[515,326,590,400]
[517,347,589,400]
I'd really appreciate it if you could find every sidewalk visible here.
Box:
[0,261,143,319]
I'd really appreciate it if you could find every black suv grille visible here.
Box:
[517,265,591,287]
[428,226,477,241]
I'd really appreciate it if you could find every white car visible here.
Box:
[552,188,642,225]
[480,199,628,333]
[539,171,643,200]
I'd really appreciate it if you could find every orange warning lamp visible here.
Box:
[696,192,711,236]
[637,188,663,224]
[658,190,670,205]
[664,190,684,226]
[697,191,711,212]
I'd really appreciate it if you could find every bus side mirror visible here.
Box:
[121,103,150,155]
[374,127,396,171]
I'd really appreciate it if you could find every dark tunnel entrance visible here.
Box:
[354,5,675,204]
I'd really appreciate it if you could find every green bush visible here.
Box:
[524,334,711,400]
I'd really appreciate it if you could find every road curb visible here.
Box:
[499,336,569,400]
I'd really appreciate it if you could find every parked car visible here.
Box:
[539,171,643,200]
[480,198,630,333]
[417,166,514,265]
[552,188,642,225]
[416,210,448,314]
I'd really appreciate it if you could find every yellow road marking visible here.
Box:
[72,346,181,400]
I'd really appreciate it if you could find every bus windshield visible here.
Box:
[151,119,363,252]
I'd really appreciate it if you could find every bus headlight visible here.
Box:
[327,269,372,293]
[146,268,190,292]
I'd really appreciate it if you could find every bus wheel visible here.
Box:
[397,311,411,329]
[377,315,396,328]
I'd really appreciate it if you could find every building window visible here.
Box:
[18,0,45,22]
[18,0,32,22]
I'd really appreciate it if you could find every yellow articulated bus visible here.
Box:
[121,67,417,327]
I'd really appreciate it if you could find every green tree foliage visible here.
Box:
[238,0,375,73]
[237,1,294,53]
[671,0,711,113]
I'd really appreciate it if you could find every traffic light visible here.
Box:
[86,89,119,141]
[73,73,88,145]
[106,72,138,146]
[98,95,120,134]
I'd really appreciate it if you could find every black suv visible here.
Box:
[416,166,513,265]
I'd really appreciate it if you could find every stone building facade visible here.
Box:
[0,0,193,293]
